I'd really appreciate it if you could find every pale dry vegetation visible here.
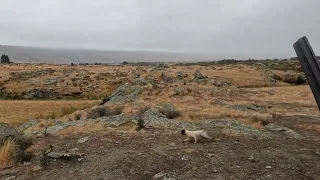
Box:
[0,138,16,169]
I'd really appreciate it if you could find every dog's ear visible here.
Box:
[181,129,185,135]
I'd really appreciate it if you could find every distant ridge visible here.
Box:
[0,45,222,64]
[290,56,320,60]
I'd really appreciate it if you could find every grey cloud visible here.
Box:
[0,0,320,59]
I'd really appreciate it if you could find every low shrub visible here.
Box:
[86,106,124,119]
[158,109,181,119]
[136,106,151,131]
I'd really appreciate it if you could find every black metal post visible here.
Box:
[293,36,320,111]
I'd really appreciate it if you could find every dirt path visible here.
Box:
[1,123,320,180]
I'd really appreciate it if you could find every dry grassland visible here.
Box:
[0,62,319,128]
[0,100,99,126]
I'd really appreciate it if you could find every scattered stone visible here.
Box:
[48,151,86,160]
[181,155,189,161]
[153,171,177,180]
[266,175,271,178]
[5,176,16,180]
[265,166,272,169]
[213,170,218,173]
[23,162,32,166]
[70,148,79,151]
[248,156,255,162]
[77,136,90,143]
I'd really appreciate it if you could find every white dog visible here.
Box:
[180,129,212,143]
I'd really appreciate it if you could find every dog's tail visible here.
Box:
[202,132,212,139]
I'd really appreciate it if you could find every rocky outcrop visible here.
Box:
[193,70,207,82]
[295,73,307,85]
[22,89,58,99]
[281,72,308,85]
[264,123,303,139]
[18,119,63,132]
[18,109,303,140]
[103,83,141,105]
[156,102,174,111]
[20,114,132,136]
[137,108,195,129]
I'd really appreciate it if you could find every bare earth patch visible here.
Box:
[1,119,319,180]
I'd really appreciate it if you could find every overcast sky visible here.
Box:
[1,0,320,58]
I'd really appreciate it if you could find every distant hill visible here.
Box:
[0,45,223,64]
[290,56,320,61]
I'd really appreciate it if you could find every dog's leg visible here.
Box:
[193,136,197,143]
[183,137,191,142]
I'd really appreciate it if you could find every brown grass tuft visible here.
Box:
[0,138,16,169]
